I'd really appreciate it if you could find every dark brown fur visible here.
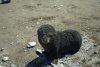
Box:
[37,24,55,55]
[37,24,82,62]
[53,30,82,60]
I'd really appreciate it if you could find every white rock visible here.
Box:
[57,63,64,67]
[10,64,17,67]
[60,5,63,7]
[27,41,36,48]
[2,56,9,62]
[36,49,43,54]
[51,63,58,67]
[0,65,2,67]
[36,22,39,24]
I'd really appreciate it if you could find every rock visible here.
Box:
[23,47,27,52]
[24,49,27,52]
[60,5,63,7]
[10,64,17,67]
[36,49,43,54]
[1,48,4,51]
[10,42,14,45]
[36,22,39,25]
[82,59,86,63]
[9,10,14,12]
[51,63,64,67]
[37,3,42,6]
[57,63,64,67]
[93,44,97,47]
[94,51,99,54]
[27,41,36,48]
[53,5,57,8]
[2,27,6,29]
[0,65,2,67]
[2,56,9,62]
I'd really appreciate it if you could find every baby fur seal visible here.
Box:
[37,24,82,64]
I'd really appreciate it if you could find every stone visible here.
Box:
[94,51,99,54]
[10,42,14,45]
[2,56,9,62]
[36,22,39,25]
[36,49,43,54]
[93,44,97,47]
[82,59,86,63]
[10,64,17,67]
[1,48,4,51]
[0,65,2,67]
[27,41,36,48]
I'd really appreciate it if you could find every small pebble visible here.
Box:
[57,8,61,11]
[2,57,9,62]
[23,47,27,52]
[10,64,17,67]
[23,49,27,52]
[0,65,2,67]
[9,10,14,12]
[1,48,4,51]
[10,42,14,45]
[53,5,57,8]
[37,3,42,6]
[82,59,86,63]
[2,27,6,29]
[60,5,63,7]
[27,41,36,48]
[36,22,39,25]
[94,51,99,54]
[23,47,26,49]
[87,28,90,30]
[93,44,97,47]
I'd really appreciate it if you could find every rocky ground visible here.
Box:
[0,0,100,67]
